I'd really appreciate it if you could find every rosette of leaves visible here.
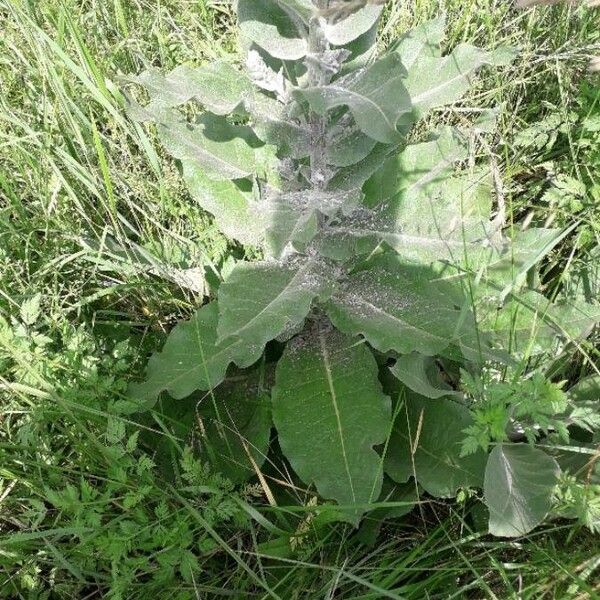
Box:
[125,1,600,534]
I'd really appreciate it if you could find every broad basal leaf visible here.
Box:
[296,53,411,144]
[217,257,332,352]
[391,353,461,400]
[128,302,263,409]
[484,444,559,537]
[326,253,492,360]
[197,373,272,483]
[385,392,486,497]
[182,164,266,246]
[237,0,311,60]
[149,368,272,483]
[128,62,253,115]
[272,325,391,521]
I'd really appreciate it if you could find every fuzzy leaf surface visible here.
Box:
[237,0,311,60]
[272,325,391,521]
[385,392,486,497]
[397,44,514,132]
[326,254,491,360]
[157,114,261,181]
[128,303,262,409]
[217,257,331,351]
[182,164,266,246]
[297,53,411,144]
[322,4,383,46]
[484,444,559,537]
[128,62,253,115]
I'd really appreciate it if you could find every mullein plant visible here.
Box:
[124,1,600,537]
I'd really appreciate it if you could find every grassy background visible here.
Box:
[0,0,599,598]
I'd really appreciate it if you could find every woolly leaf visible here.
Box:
[262,189,361,257]
[128,303,263,409]
[326,254,493,360]
[128,62,252,115]
[397,44,515,132]
[157,113,262,181]
[393,16,445,68]
[217,257,332,350]
[385,392,487,497]
[182,164,266,246]
[484,444,559,537]
[272,325,391,522]
[297,53,411,144]
[237,0,311,60]
[322,4,383,46]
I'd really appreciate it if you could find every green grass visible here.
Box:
[0,0,599,598]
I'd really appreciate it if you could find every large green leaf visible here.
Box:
[237,0,311,60]
[479,289,600,355]
[217,257,331,351]
[484,444,559,537]
[149,368,272,483]
[297,53,411,144]
[263,189,361,257]
[326,254,494,360]
[157,114,260,181]
[182,164,266,246]
[272,325,391,521]
[128,303,262,409]
[385,392,487,497]
[319,130,501,266]
[196,374,272,483]
[397,43,514,132]
[393,16,445,68]
[128,62,253,115]
[322,4,383,46]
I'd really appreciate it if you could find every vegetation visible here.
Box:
[0,0,598,598]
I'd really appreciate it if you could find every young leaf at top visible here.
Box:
[237,0,311,61]
[272,325,391,522]
[385,391,487,497]
[297,52,411,144]
[484,444,560,537]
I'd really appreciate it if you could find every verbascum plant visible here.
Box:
[125,1,600,537]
